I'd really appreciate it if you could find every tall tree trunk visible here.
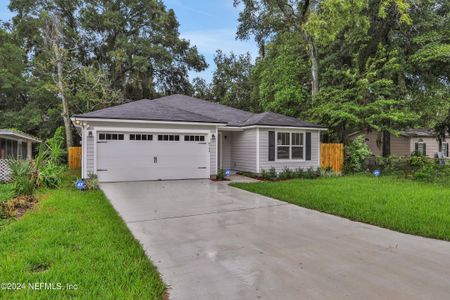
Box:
[51,13,73,149]
[302,31,319,99]
[55,47,73,149]
[382,130,391,157]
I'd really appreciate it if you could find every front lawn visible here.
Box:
[0,172,165,299]
[231,176,450,241]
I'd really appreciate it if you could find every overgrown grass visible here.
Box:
[0,183,14,203]
[231,175,450,241]
[0,171,165,299]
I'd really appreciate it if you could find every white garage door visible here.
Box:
[96,132,210,182]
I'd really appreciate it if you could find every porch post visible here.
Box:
[27,141,32,160]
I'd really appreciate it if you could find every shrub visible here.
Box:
[260,167,278,180]
[305,167,320,179]
[39,162,65,189]
[344,136,372,174]
[85,174,99,190]
[8,160,36,197]
[294,168,305,178]
[278,167,294,180]
[268,167,277,179]
[47,126,67,165]
[319,167,340,177]
[217,169,226,180]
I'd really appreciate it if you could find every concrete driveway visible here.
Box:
[101,179,450,300]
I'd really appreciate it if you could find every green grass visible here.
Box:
[0,183,14,203]
[231,175,450,241]
[0,173,165,299]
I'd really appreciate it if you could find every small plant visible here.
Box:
[8,160,36,197]
[278,167,294,180]
[0,195,35,218]
[319,166,339,177]
[47,126,67,165]
[268,167,277,179]
[217,169,226,181]
[345,135,372,174]
[305,167,320,179]
[85,174,99,190]
[39,162,65,189]
[294,168,305,178]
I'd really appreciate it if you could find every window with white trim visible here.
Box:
[277,131,305,160]
[277,132,290,159]
[291,132,304,159]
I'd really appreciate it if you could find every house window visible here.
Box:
[416,139,426,155]
[277,131,305,160]
[158,134,179,141]
[184,135,205,142]
[291,133,304,159]
[99,133,124,141]
[129,134,153,141]
[277,132,290,159]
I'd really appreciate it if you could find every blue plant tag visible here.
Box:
[76,179,86,190]
[225,169,231,177]
[373,169,381,177]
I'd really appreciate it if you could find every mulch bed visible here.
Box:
[0,195,36,219]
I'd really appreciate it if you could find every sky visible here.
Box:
[0,0,258,82]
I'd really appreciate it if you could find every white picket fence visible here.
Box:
[0,159,11,182]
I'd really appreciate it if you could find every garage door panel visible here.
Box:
[96,133,209,182]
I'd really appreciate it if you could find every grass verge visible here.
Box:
[231,175,450,241]
[0,172,165,299]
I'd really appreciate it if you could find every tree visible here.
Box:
[190,77,212,100]
[79,0,207,99]
[252,32,310,117]
[234,0,320,97]
[4,0,208,143]
[210,50,257,111]
[41,12,74,148]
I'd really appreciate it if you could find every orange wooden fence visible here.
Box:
[320,143,344,173]
[68,147,82,169]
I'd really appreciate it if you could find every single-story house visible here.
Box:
[349,128,449,159]
[72,94,326,182]
[0,129,42,182]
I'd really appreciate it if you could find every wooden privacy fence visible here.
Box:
[68,147,82,169]
[320,143,344,173]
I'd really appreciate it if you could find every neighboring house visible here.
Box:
[71,94,326,182]
[349,129,449,159]
[0,129,42,182]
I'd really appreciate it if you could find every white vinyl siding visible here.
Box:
[81,121,217,178]
[221,133,232,169]
[230,129,257,173]
[259,128,320,173]
[86,134,95,175]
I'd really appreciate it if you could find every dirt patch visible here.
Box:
[0,195,36,219]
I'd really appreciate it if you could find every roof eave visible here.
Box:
[71,116,227,126]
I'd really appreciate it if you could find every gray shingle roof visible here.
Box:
[74,94,325,128]
[0,129,41,143]
[74,99,223,124]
